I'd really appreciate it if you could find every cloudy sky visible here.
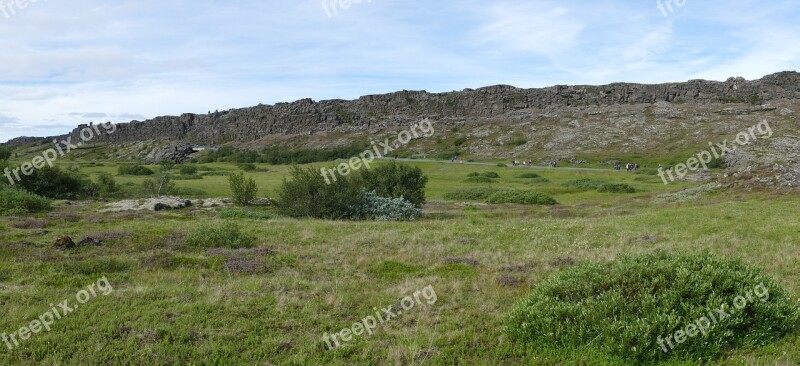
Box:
[0,0,798,142]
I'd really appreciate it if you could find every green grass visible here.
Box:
[0,160,797,365]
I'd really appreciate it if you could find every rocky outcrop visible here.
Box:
[146,142,195,163]
[6,72,800,147]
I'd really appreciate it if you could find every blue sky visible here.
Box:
[0,0,798,141]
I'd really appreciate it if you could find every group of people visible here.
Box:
[511,160,534,167]
[615,163,640,171]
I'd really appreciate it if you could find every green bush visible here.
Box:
[16,166,89,199]
[96,173,119,197]
[275,166,366,220]
[454,137,467,147]
[565,178,608,190]
[708,158,728,169]
[485,190,557,205]
[184,222,256,249]
[118,165,154,176]
[508,138,528,146]
[178,165,198,175]
[238,163,257,172]
[518,172,541,179]
[522,177,550,184]
[597,183,636,193]
[481,171,500,178]
[507,252,800,364]
[360,162,428,207]
[466,172,481,177]
[443,188,500,201]
[464,176,497,184]
[228,172,259,205]
[0,187,52,215]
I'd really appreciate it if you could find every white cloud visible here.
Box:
[476,3,584,56]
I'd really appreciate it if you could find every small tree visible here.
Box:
[228,172,258,205]
[143,173,174,197]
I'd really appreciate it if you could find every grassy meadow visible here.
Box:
[0,159,798,365]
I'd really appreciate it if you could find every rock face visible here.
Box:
[146,143,195,163]
[7,72,800,147]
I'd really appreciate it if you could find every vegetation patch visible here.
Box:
[486,190,557,205]
[184,222,256,249]
[507,252,800,363]
[597,183,637,193]
[0,187,52,215]
[443,188,499,201]
[464,176,497,184]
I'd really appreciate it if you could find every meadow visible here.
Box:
[0,159,798,365]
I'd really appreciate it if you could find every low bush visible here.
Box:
[518,172,541,179]
[443,188,499,201]
[481,172,500,178]
[118,164,154,176]
[229,172,259,205]
[597,183,636,193]
[184,222,256,249]
[507,252,800,363]
[466,172,481,177]
[178,165,199,175]
[522,177,550,184]
[464,176,497,184]
[485,190,557,205]
[354,191,422,221]
[565,178,608,190]
[0,187,52,215]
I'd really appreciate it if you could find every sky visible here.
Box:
[0,0,798,142]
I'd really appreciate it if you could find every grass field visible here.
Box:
[0,160,798,365]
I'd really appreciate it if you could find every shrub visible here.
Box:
[485,190,557,205]
[178,165,198,175]
[518,172,541,179]
[443,188,499,201]
[597,183,636,193]
[481,171,500,178]
[354,191,422,221]
[507,252,800,364]
[184,222,256,249]
[464,176,497,184]
[16,166,88,199]
[238,163,257,172]
[360,162,428,207]
[96,173,119,197]
[0,187,52,215]
[466,172,481,177]
[172,174,203,180]
[275,166,366,220]
[565,178,608,190]
[454,137,467,147]
[508,138,528,146]
[0,147,11,161]
[228,172,259,205]
[522,177,550,184]
[708,158,728,169]
[118,165,154,176]
[142,174,175,197]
